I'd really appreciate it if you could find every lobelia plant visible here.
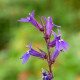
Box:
[18,11,71,80]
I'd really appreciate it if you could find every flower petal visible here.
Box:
[19,11,43,31]
[63,40,71,47]
[61,41,68,51]
[57,29,61,36]
[52,30,57,38]
[20,53,27,59]
[49,16,52,23]
[53,24,61,27]
[56,40,61,51]
[43,16,48,23]
[49,39,56,47]
[52,49,60,60]
[45,16,53,38]
[29,42,33,49]
[29,48,44,59]
[18,17,30,22]
[31,11,34,16]
[22,54,30,64]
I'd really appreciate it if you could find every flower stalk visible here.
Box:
[19,11,71,80]
[44,31,53,80]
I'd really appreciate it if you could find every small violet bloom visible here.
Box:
[49,29,71,51]
[42,71,52,80]
[21,43,46,64]
[18,11,44,31]
[51,49,60,63]
[43,16,61,39]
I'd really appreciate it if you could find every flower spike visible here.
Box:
[19,11,71,80]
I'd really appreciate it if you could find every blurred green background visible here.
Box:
[0,0,80,80]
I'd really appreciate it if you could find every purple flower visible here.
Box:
[20,43,46,64]
[49,29,71,51]
[42,71,52,80]
[18,11,44,31]
[51,49,60,63]
[20,51,30,64]
[43,16,61,39]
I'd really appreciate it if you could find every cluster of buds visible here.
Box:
[41,68,53,80]
[19,11,71,80]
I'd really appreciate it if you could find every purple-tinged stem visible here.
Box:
[47,39,52,73]
[43,32,53,80]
